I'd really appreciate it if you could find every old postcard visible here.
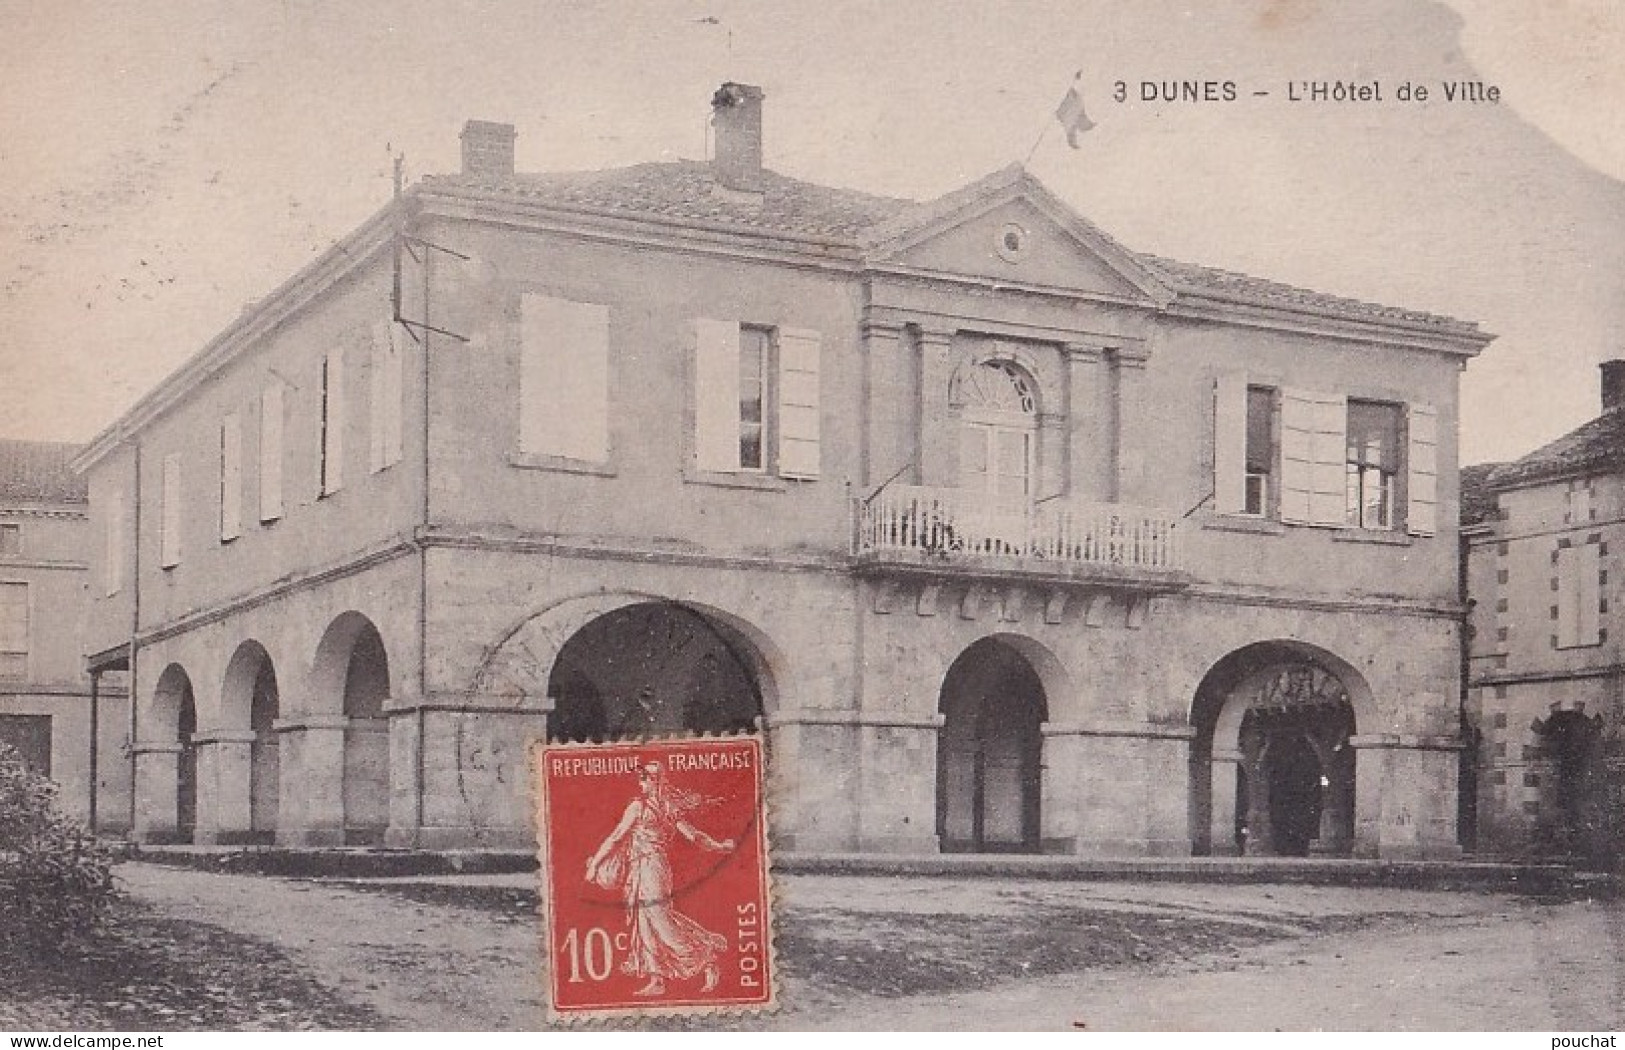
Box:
[0,0,1621,1035]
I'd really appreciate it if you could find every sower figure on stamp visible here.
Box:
[586,761,735,996]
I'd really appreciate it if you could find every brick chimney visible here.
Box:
[460,120,517,177]
[1602,360,1625,413]
[711,83,765,193]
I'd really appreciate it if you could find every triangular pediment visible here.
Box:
[864,166,1168,305]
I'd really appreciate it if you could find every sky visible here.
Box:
[2,0,1623,466]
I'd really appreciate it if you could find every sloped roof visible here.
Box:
[422,161,1484,334]
[1459,462,1505,525]
[0,439,87,505]
[1482,407,1625,492]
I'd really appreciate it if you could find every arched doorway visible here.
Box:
[937,638,1046,853]
[546,602,763,741]
[1191,643,1364,857]
[152,663,197,843]
[223,642,281,842]
[313,613,392,844]
[1532,710,1613,866]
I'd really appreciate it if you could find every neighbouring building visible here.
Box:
[1462,362,1625,869]
[0,439,129,831]
[75,85,1491,857]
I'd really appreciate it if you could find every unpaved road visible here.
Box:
[116,863,1625,1031]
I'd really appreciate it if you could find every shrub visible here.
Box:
[0,742,117,953]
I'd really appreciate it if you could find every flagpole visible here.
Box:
[1028,69,1083,166]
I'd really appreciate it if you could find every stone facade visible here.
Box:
[1462,363,1625,869]
[76,85,1490,857]
[0,439,130,832]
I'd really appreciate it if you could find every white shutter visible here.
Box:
[259,382,284,522]
[1212,373,1248,515]
[220,413,242,541]
[1308,391,1347,526]
[694,317,741,472]
[1577,541,1602,646]
[1279,388,1316,525]
[322,349,345,495]
[1406,402,1438,537]
[370,321,404,471]
[1557,546,1579,649]
[105,490,124,597]
[777,327,822,479]
[519,294,610,461]
[160,453,182,568]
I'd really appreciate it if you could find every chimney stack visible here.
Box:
[460,120,517,177]
[1603,360,1625,413]
[711,83,765,193]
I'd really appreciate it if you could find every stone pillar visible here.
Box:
[1143,727,1194,855]
[917,328,959,487]
[1108,343,1151,504]
[417,695,551,849]
[191,730,256,845]
[855,714,942,854]
[1064,343,1111,501]
[763,712,860,853]
[1044,723,1191,856]
[1208,747,1242,856]
[862,321,912,489]
[1350,734,1464,859]
[275,713,350,846]
[384,696,429,848]
[130,742,181,843]
[1040,727,1084,853]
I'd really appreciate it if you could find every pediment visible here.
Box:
[864,170,1167,305]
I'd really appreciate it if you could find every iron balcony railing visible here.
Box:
[853,484,1184,573]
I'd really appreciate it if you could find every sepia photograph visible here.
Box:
[1,0,1622,1035]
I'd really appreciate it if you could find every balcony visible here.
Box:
[852,485,1188,590]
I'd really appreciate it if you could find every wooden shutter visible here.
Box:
[1279,389,1315,525]
[220,413,242,541]
[321,349,345,495]
[160,453,182,568]
[1577,541,1602,646]
[694,317,741,472]
[259,382,284,522]
[1406,401,1438,537]
[105,490,124,597]
[1212,373,1248,515]
[370,321,404,472]
[1557,546,1579,648]
[777,327,822,479]
[519,294,611,461]
[1308,391,1347,526]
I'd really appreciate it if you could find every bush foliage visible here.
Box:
[0,742,116,953]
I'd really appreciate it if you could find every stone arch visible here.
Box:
[936,633,1055,853]
[150,663,197,842]
[220,640,280,838]
[948,347,1046,416]
[1189,640,1374,857]
[470,591,785,723]
[310,612,393,843]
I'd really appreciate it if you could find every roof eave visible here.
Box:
[1161,289,1494,356]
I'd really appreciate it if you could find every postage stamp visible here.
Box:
[532,735,774,1020]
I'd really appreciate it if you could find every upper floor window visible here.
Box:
[1345,400,1401,530]
[959,360,1036,498]
[220,412,243,542]
[370,321,404,473]
[694,319,821,479]
[260,382,285,523]
[1213,378,1436,536]
[1556,539,1602,649]
[160,452,182,569]
[519,294,610,464]
[104,492,124,596]
[320,349,346,497]
[0,581,25,680]
[0,524,19,558]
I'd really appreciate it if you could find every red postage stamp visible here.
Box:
[533,735,774,1019]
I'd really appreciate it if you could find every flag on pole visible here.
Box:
[1054,81,1095,148]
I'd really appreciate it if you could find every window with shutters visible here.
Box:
[320,349,345,496]
[958,360,1036,498]
[694,319,821,481]
[518,294,611,466]
[160,452,182,569]
[1345,400,1401,530]
[370,321,404,473]
[1556,540,1602,649]
[104,492,124,596]
[220,413,243,542]
[1244,386,1276,516]
[260,382,285,523]
[0,582,25,680]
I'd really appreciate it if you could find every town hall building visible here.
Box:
[75,84,1491,857]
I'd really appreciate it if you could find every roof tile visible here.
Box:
[0,439,87,505]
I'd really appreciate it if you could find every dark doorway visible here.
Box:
[547,603,762,741]
[937,638,1046,853]
[1266,732,1324,856]
[177,689,197,843]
